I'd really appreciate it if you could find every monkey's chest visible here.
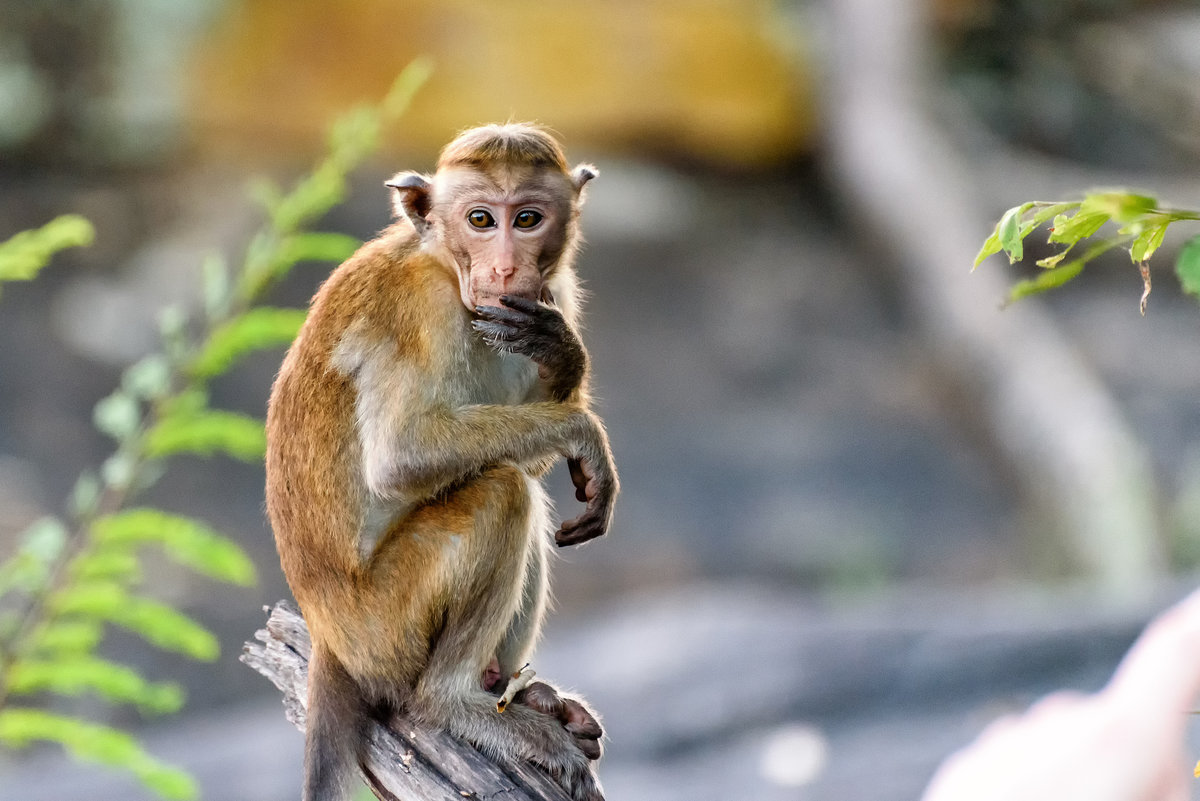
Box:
[462,348,539,405]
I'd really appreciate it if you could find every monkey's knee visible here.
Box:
[469,465,534,527]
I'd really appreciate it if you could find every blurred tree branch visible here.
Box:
[824,0,1163,592]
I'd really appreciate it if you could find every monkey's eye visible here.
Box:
[467,209,496,229]
[514,210,543,229]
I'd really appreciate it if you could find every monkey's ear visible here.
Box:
[385,172,433,236]
[571,164,598,196]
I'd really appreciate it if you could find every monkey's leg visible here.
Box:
[408,467,603,801]
[495,500,551,675]
[489,502,605,762]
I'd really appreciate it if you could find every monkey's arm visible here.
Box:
[471,296,609,530]
[472,295,587,403]
[369,401,617,545]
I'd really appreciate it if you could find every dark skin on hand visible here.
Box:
[473,294,606,546]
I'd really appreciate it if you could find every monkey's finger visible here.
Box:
[517,681,565,717]
[471,319,520,341]
[575,736,602,761]
[471,321,543,354]
[475,304,535,326]
[562,699,603,740]
[499,294,552,316]
[473,322,559,363]
[556,510,607,547]
[567,458,588,503]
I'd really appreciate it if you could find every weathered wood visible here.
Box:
[241,601,572,801]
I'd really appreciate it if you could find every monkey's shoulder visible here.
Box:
[299,234,458,354]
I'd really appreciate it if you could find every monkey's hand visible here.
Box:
[515,681,604,762]
[472,295,586,402]
[558,421,618,547]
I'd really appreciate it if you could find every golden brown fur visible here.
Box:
[266,124,616,801]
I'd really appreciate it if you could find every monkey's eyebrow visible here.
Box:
[437,168,569,206]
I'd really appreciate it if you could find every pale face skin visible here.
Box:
[431,166,575,310]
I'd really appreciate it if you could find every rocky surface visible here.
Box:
[4,581,1199,801]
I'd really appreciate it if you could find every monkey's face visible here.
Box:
[432,166,576,310]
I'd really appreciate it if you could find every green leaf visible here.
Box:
[93,391,142,441]
[1176,235,1200,301]
[189,307,307,379]
[122,354,173,400]
[269,166,348,234]
[248,177,284,219]
[21,517,69,563]
[381,57,434,121]
[998,203,1032,263]
[144,409,266,462]
[50,583,219,661]
[5,656,184,714]
[100,451,138,491]
[0,215,95,288]
[28,620,103,655]
[1047,210,1111,245]
[0,517,69,596]
[92,509,256,586]
[328,107,384,170]
[977,201,1081,269]
[1006,236,1126,304]
[1007,257,1087,303]
[68,470,102,519]
[1081,191,1156,224]
[282,231,361,265]
[70,548,141,583]
[1021,202,1080,237]
[1129,220,1169,263]
[0,708,197,800]
[201,252,231,321]
[157,304,189,363]
[158,387,209,418]
[1036,242,1075,270]
[973,226,1003,269]
[236,229,359,302]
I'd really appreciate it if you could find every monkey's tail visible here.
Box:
[303,644,368,801]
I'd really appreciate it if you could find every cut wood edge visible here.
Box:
[241,600,572,801]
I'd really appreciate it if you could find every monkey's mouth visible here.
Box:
[473,289,538,308]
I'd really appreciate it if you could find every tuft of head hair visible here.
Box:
[437,123,570,174]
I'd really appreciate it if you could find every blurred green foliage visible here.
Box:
[976,190,1200,311]
[0,60,430,799]
[0,215,94,296]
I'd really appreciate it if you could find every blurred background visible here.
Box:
[3,0,1200,798]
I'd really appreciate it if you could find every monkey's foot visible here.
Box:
[516,681,604,761]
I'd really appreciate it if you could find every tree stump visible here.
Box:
[241,601,573,801]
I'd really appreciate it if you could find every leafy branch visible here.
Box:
[0,58,431,799]
[0,214,95,296]
[974,190,1200,312]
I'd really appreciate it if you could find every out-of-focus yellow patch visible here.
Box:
[188,0,814,168]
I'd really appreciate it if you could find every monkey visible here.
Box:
[265,123,618,801]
